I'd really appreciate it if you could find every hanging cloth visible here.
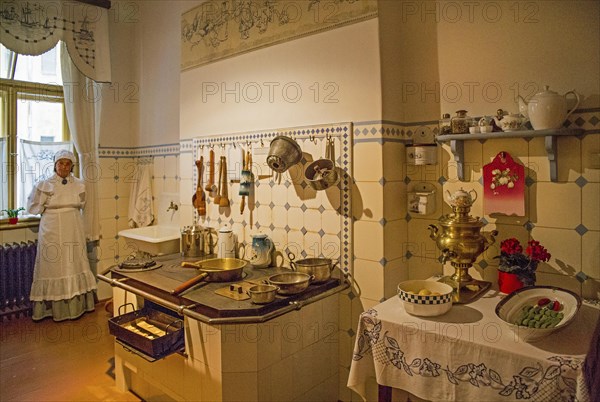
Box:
[128,162,154,228]
[0,1,111,82]
[483,152,525,216]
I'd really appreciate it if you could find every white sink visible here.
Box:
[119,225,180,256]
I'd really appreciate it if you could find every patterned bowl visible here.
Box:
[397,280,454,317]
[495,286,581,342]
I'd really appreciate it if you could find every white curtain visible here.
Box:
[0,0,111,82]
[60,43,101,241]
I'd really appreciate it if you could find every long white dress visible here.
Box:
[27,173,97,321]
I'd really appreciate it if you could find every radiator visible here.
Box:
[0,241,37,320]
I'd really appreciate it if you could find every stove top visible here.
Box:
[109,254,344,320]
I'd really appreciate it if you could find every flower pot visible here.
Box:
[498,271,524,294]
[8,217,18,225]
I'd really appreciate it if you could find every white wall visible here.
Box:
[436,1,600,117]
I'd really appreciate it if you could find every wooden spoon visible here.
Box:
[205,149,215,191]
[192,156,206,215]
[214,156,223,204]
[219,156,230,207]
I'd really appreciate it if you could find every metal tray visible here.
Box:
[108,305,184,361]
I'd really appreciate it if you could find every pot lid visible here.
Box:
[219,225,232,233]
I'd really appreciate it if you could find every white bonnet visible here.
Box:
[54,150,76,163]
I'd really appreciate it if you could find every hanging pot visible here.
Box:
[267,136,302,173]
[305,137,339,191]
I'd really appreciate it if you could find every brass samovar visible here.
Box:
[428,188,498,304]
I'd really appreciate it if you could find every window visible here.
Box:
[0,43,71,218]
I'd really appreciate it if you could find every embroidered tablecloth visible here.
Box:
[348,291,599,402]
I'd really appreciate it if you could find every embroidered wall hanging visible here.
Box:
[181,0,378,70]
[0,0,111,82]
[483,152,525,216]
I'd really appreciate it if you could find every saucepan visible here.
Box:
[172,258,247,295]
[288,251,339,283]
[247,284,279,304]
[267,272,314,295]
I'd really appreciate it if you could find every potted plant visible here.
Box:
[2,207,25,224]
[495,237,551,294]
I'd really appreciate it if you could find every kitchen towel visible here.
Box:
[128,162,154,228]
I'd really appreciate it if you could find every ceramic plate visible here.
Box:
[495,286,581,342]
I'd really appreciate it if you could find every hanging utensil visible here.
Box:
[192,156,206,215]
[214,155,223,204]
[205,148,215,192]
[219,156,230,207]
[240,149,251,213]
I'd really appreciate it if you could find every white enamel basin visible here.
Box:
[119,225,180,256]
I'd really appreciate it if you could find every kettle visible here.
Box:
[217,225,237,258]
[250,233,274,268]
[446,188,477,208]
[517,85,580,130]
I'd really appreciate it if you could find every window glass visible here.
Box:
[16,98,64,141]
[14,46,63,85]
[0,44,14,79]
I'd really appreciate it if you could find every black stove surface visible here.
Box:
[110,254,343,319]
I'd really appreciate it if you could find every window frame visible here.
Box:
[1,78,70,223]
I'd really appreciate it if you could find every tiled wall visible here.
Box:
[403,109,600,300]
[96,145,181,276]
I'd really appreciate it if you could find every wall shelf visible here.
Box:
[436,128,586,182]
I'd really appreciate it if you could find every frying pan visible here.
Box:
[171,258,247,295]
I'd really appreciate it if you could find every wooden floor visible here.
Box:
[0,302,141,402]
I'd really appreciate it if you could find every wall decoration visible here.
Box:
[483,152,525,216]
[181,0,378,70]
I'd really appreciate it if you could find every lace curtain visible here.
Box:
[17,139,72,210]
[0,0,111,82]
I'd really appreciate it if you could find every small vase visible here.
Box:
[8,217,18,225]
[498,271,524,294]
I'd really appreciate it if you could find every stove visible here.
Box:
[108,254,345,321]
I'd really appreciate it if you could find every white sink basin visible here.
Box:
[119,226,180,256]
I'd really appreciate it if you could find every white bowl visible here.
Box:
[397,280,454,317]
[495,286,581,342]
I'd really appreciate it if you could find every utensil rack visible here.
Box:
[436,128,586,182]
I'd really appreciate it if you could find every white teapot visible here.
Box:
[446,188,477,208]
[517,85,580,130]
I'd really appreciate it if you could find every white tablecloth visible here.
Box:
[348,291,599,402]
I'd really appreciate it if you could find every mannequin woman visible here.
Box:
[27,150,97,321]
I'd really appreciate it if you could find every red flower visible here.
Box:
[500,238,523,255]
[526,240,551,262]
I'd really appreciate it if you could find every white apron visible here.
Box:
[27,174,97,301]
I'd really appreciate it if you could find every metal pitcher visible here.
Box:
[180,225,215,257]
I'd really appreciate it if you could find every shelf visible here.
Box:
[436,128,586,182]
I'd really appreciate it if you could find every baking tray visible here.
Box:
[108,305,184,361]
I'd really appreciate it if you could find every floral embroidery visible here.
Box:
[356,319,582,401]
